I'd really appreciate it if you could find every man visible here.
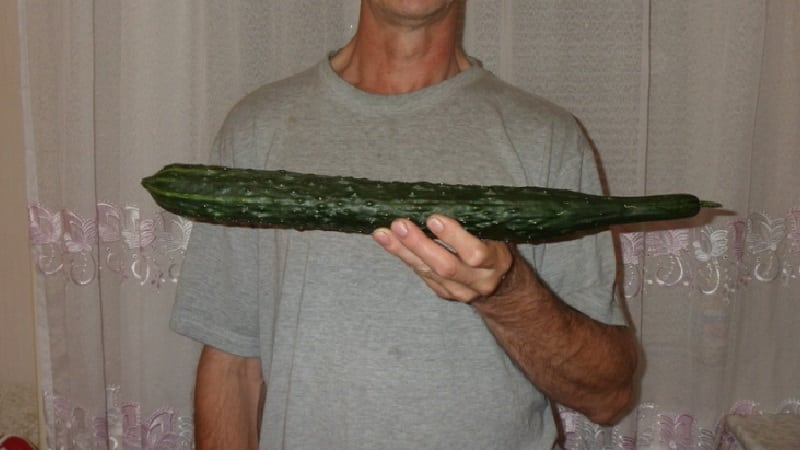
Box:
[171,1,638,448]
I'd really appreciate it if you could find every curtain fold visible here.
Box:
[20,1,798,449]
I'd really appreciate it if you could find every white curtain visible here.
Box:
[20,1,799,449]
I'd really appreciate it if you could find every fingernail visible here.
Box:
[373,230,390,246]
[428,216,444,233]
[392,220,409,237]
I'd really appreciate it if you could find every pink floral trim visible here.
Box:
[559,399,800,450]
[43,387,192,450]
[620,208,800,298]
[29,204,800,294]
[28,204,192,288]
[43,388,798,450]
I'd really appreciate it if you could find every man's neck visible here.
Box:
[331,2,470,94]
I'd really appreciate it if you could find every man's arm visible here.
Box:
[470,248,637,425]
[373,215,638,425]
[194,345,265,450]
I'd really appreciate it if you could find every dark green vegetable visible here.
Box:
[141,163,720,243]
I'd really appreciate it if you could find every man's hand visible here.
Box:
[372,214,513,303]
[373,214,638,425]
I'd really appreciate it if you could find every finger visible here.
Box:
[425,215,515,297]
[375,220,510,303]
[390,218,464,281]
[374,226,470,299]
[416,267,483,302]
[372,227,427,271]
[374,225,454,284]
[426,215,496,269]
[389,219,496,300]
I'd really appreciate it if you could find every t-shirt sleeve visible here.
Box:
[169,113,266,357]
[170,221,263,357]
[526,115,626,326]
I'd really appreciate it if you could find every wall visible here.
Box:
[0,0,40,444]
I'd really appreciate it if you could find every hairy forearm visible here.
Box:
[471,250,638,425]
[194,345,265,450]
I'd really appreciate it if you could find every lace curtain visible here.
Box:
[19,1,799,449]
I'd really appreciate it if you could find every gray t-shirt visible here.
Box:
[171,57,625,450]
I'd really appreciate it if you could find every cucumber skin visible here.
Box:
[141,163,711,243]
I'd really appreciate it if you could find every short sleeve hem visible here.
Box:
[170,315,261,358]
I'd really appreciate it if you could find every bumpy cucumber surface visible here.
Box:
[141,163,719,243]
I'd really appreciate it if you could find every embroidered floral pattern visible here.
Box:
[621,232,646,298]
[43,387,193,450]
[42,388,799,450]
[29,204,800,294]
[29,204,192,287]
[620,208,800,298]
[26,207,800,447]
[656,414,696,450]
[787,208,800,252]
[559,399,800,450]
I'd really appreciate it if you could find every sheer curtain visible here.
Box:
[20,1,798,449]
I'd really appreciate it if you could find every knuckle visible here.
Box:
[500,256,513,275]
[433,260,459,279]
[475,281,497,297]
[462,247,488,267]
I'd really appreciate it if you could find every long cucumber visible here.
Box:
[141,163,720,243]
